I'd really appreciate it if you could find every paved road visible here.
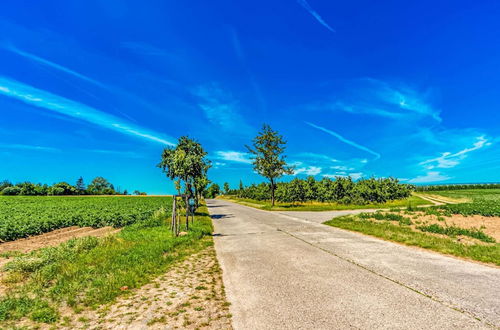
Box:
[208,199,500,329]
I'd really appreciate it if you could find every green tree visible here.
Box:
[205,183,220,198]
[223,182,230,195]
[238,180,244,197]
[87,177,115,195]
[0,180,12,191]
[75,177,86,195]
[158,136,211,230]
[246,124,293,206]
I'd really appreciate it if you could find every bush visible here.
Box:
[1,186,21,196]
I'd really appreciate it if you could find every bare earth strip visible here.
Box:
[208,199,500,329]
[53,245,232,329]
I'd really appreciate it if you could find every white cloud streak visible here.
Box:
[306,122,381,160]
[297,0,335,33]
[294,166,322,176]
[419,136,491,170]
[0,76,175,146]
[3,45,106,88]
[408,171,450,184]
[215,151,252,164]
[0,143,60,152]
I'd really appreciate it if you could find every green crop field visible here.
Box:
[0,196,172,241]
[423,189,500,216]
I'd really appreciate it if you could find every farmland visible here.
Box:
[0,197,232,328]
[423,189,500,217]
[325,189,500,265]
[0,196,171,241]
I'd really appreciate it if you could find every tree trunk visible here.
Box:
[270,178,275,207]
[185,195,189,231]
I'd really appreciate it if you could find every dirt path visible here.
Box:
[0,226,120,255]
[209,199,499,329]
[414,193,462,205]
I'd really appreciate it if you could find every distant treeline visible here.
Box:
[223,177,414,204]
[415,183,500,191]
[0,177,147,196]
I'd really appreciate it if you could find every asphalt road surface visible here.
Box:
[208,199,500,329]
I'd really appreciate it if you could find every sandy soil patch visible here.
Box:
[50,245,232,329]
[408,212,500,241]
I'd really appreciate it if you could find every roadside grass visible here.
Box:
[0,203,214,325]
[325,216,500,266]
[220,194,430,211]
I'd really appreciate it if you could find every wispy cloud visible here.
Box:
[229,28,267,112]
[323,172,363,180]
[309,78,441,122]
[0,76,175,146]
[408,171,451,184]
[215,151,252,164]
[192,83,253,135]
[4,44,171,119]
[297,0,335,33]
[0,143,60,152]
[294,152,338,163]
[306,122,381,160]
[294,166,322,176]
[419,136,491,169]
[2,44,106,88]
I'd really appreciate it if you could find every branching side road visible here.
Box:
[208,199,500,329]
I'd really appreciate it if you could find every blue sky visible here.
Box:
[0,0,499,194]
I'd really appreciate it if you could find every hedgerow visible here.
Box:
[234,177,413,204]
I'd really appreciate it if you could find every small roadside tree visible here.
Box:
[158,136,211,231]
[246,124,293,206]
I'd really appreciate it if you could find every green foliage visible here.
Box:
[415,183,500,191]
[158,136,211,202]
[0,196,172,241]
[0,297,58,323]
[237,176,414,205]
[359,212,412,225]
[246,124,293,205]
[0,176,129,196]
[223,182,230,195]
[205,183,220,198]
[87,177,115,195]
[417,224,496,243]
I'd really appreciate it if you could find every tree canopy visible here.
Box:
[246,124,293,206]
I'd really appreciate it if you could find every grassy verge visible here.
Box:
[220,194,430,211]
[325,216,500,266]
[0,204,214,325]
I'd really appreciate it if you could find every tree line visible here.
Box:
[0,177,147,196]
[414,183,500,191]
[218,176,414,204]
